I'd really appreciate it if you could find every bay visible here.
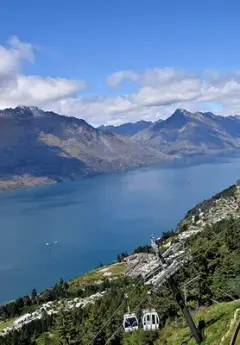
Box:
[0,157,239,303]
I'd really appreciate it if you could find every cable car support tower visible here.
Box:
[147,235,203,344]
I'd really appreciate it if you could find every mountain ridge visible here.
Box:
[0,106,168,191]
[98,119,153,136]
[132,108,240,156]
[0,106,239,191]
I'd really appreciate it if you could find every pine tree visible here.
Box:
[31,288,37,300]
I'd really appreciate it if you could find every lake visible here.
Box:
[0,157,240,303]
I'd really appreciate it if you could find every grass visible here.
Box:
[155,299,240,345]
[36,332,59,345]
[0,263,126,333]
[0,317,17,332]
[69,262,126,290]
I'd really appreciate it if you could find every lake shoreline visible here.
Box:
[1,150,239,194]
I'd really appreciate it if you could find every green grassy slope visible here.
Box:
[155,300,240,345]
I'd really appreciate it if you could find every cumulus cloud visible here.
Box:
[1,76,85,109]
[0,36,86,109]
[48,67,240,126]
[0,36,34,76]
[98,67,240,125]
[1,36,240,126]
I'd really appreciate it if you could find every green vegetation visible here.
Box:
[0,317,17,331]
[184,217,240,304]
[0,293,40,322]
[182,183,236,223]
[156,300,240,345]
[69,262,126,290]
[1,215,239,344]
[116,252,129,262]
[1,184,240,345]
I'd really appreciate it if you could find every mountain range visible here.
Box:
[0,106,166,190]
[132,109,240,156]
[98,120,153,136]
[0,106,239,190]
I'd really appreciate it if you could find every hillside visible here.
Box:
[0,181,239,344]
[98,120,153,136]
[177,181,240,236]
[132,109,240,156]
[0,106,168,191]
[155,300,240,345]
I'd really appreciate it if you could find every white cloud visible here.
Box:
[1,75,84,109]
[7,36,35,64]
[0,36,34,81]
[0,36,86,109]
[1,36,240,126]
[106,70,139,88]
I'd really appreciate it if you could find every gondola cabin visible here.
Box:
[123,312,139,332]
[141,309,159,331]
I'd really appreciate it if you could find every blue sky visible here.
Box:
[0,0,240,125]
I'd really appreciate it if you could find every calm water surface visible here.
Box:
[0,158,239,302]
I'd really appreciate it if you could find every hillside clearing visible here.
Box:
[68,262,126,290]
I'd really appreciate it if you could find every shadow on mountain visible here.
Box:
[0,137,89,181]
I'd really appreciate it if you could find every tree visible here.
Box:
[15,297,24,315]
[23,295,32,307]
[0,305,8,320]
[6,301,19,317]
[133,245,152,254]
[31,288,38,305]
[31,289,37,300]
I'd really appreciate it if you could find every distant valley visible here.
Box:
[98,120,153,136]
[0,106,239,191]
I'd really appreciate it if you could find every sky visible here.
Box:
[1,0,240,126]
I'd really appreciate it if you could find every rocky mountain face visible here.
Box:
[132,109,240,156]
[98,120,153,136]
[0,107,167,190]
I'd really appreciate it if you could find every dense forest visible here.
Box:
[1,214,239,345]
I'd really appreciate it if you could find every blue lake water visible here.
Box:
[0,157,240,303]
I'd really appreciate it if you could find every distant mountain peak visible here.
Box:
[203,111,214,116]
[161,108,192,128]
[137,119,152,124]
[176,108,187,112]
[98,120,153,136]
[15,105,44,117]
[0,106,167,191]
[16,105,42,111]
[173,108,192,116]
[0,105,45,119]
